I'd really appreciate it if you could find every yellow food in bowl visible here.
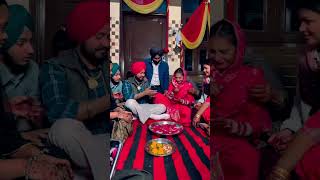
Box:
[156,143,163,148]
[158,149,165,155]
[148,141,172,156]
[150,142,157,149]
[152,148,158,154]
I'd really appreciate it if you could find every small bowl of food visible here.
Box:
[145,138,176,156]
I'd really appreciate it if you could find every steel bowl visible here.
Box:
[145,138,176,157]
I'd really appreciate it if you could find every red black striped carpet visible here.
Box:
[116,121,210,180]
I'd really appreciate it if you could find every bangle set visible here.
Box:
[25,151,45,180]
[269,167,290,180]
[195,114,201,119]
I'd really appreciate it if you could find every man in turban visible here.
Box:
[0,3,73,180]
[110,63,124,105]
[39,1,111,179]
[0,4,45,131]
[144,47,169,94]
[123,61,170,123]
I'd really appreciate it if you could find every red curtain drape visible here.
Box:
[123,0,164,14]
[181,1,210,49]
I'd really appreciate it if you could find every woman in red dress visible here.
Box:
[211,19,272,180]
[269,1,320,179]
[154,68,195,126]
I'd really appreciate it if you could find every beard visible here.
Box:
[152,59,161,65]
[135,76,144,82]
[80,44,107,66]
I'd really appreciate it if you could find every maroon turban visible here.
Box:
[66,0,109,44]
[131,62,146,75]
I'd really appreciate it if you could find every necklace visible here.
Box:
[84,70,102,89]
[133,77,143,91]
[75,49,105,90]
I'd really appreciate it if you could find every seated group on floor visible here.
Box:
[3,0,320,179]
[109,48,211,131]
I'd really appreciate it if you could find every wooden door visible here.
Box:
[44,0,83,59]
[122,14,166,74]
[30,0,85,62]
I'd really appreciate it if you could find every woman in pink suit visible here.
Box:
[268,1,320,179]
[154,68,195,126]
[211,20,272,180]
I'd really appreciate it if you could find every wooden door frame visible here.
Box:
[29,0,46,64]
[120,11,167,78]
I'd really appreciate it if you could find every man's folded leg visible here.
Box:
[49,119,107,180]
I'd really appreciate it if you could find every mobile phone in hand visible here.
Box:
[150,86,157,90]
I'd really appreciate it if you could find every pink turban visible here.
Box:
[131,62,146,75]
[66,0,109,44]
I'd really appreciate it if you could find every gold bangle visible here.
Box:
[271,167,290,180]
[25,151,44,180]
[195,114,201,118]
[25,157,33,180]
[273,167,290,176]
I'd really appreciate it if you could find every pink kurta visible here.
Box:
[154,70,195,126]
[212,20,272,180]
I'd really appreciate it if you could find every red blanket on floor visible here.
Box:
[116,120,210,180]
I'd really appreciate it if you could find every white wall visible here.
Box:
[110,1,120,64]
[168,1,182,75]
[7,0,29,11]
